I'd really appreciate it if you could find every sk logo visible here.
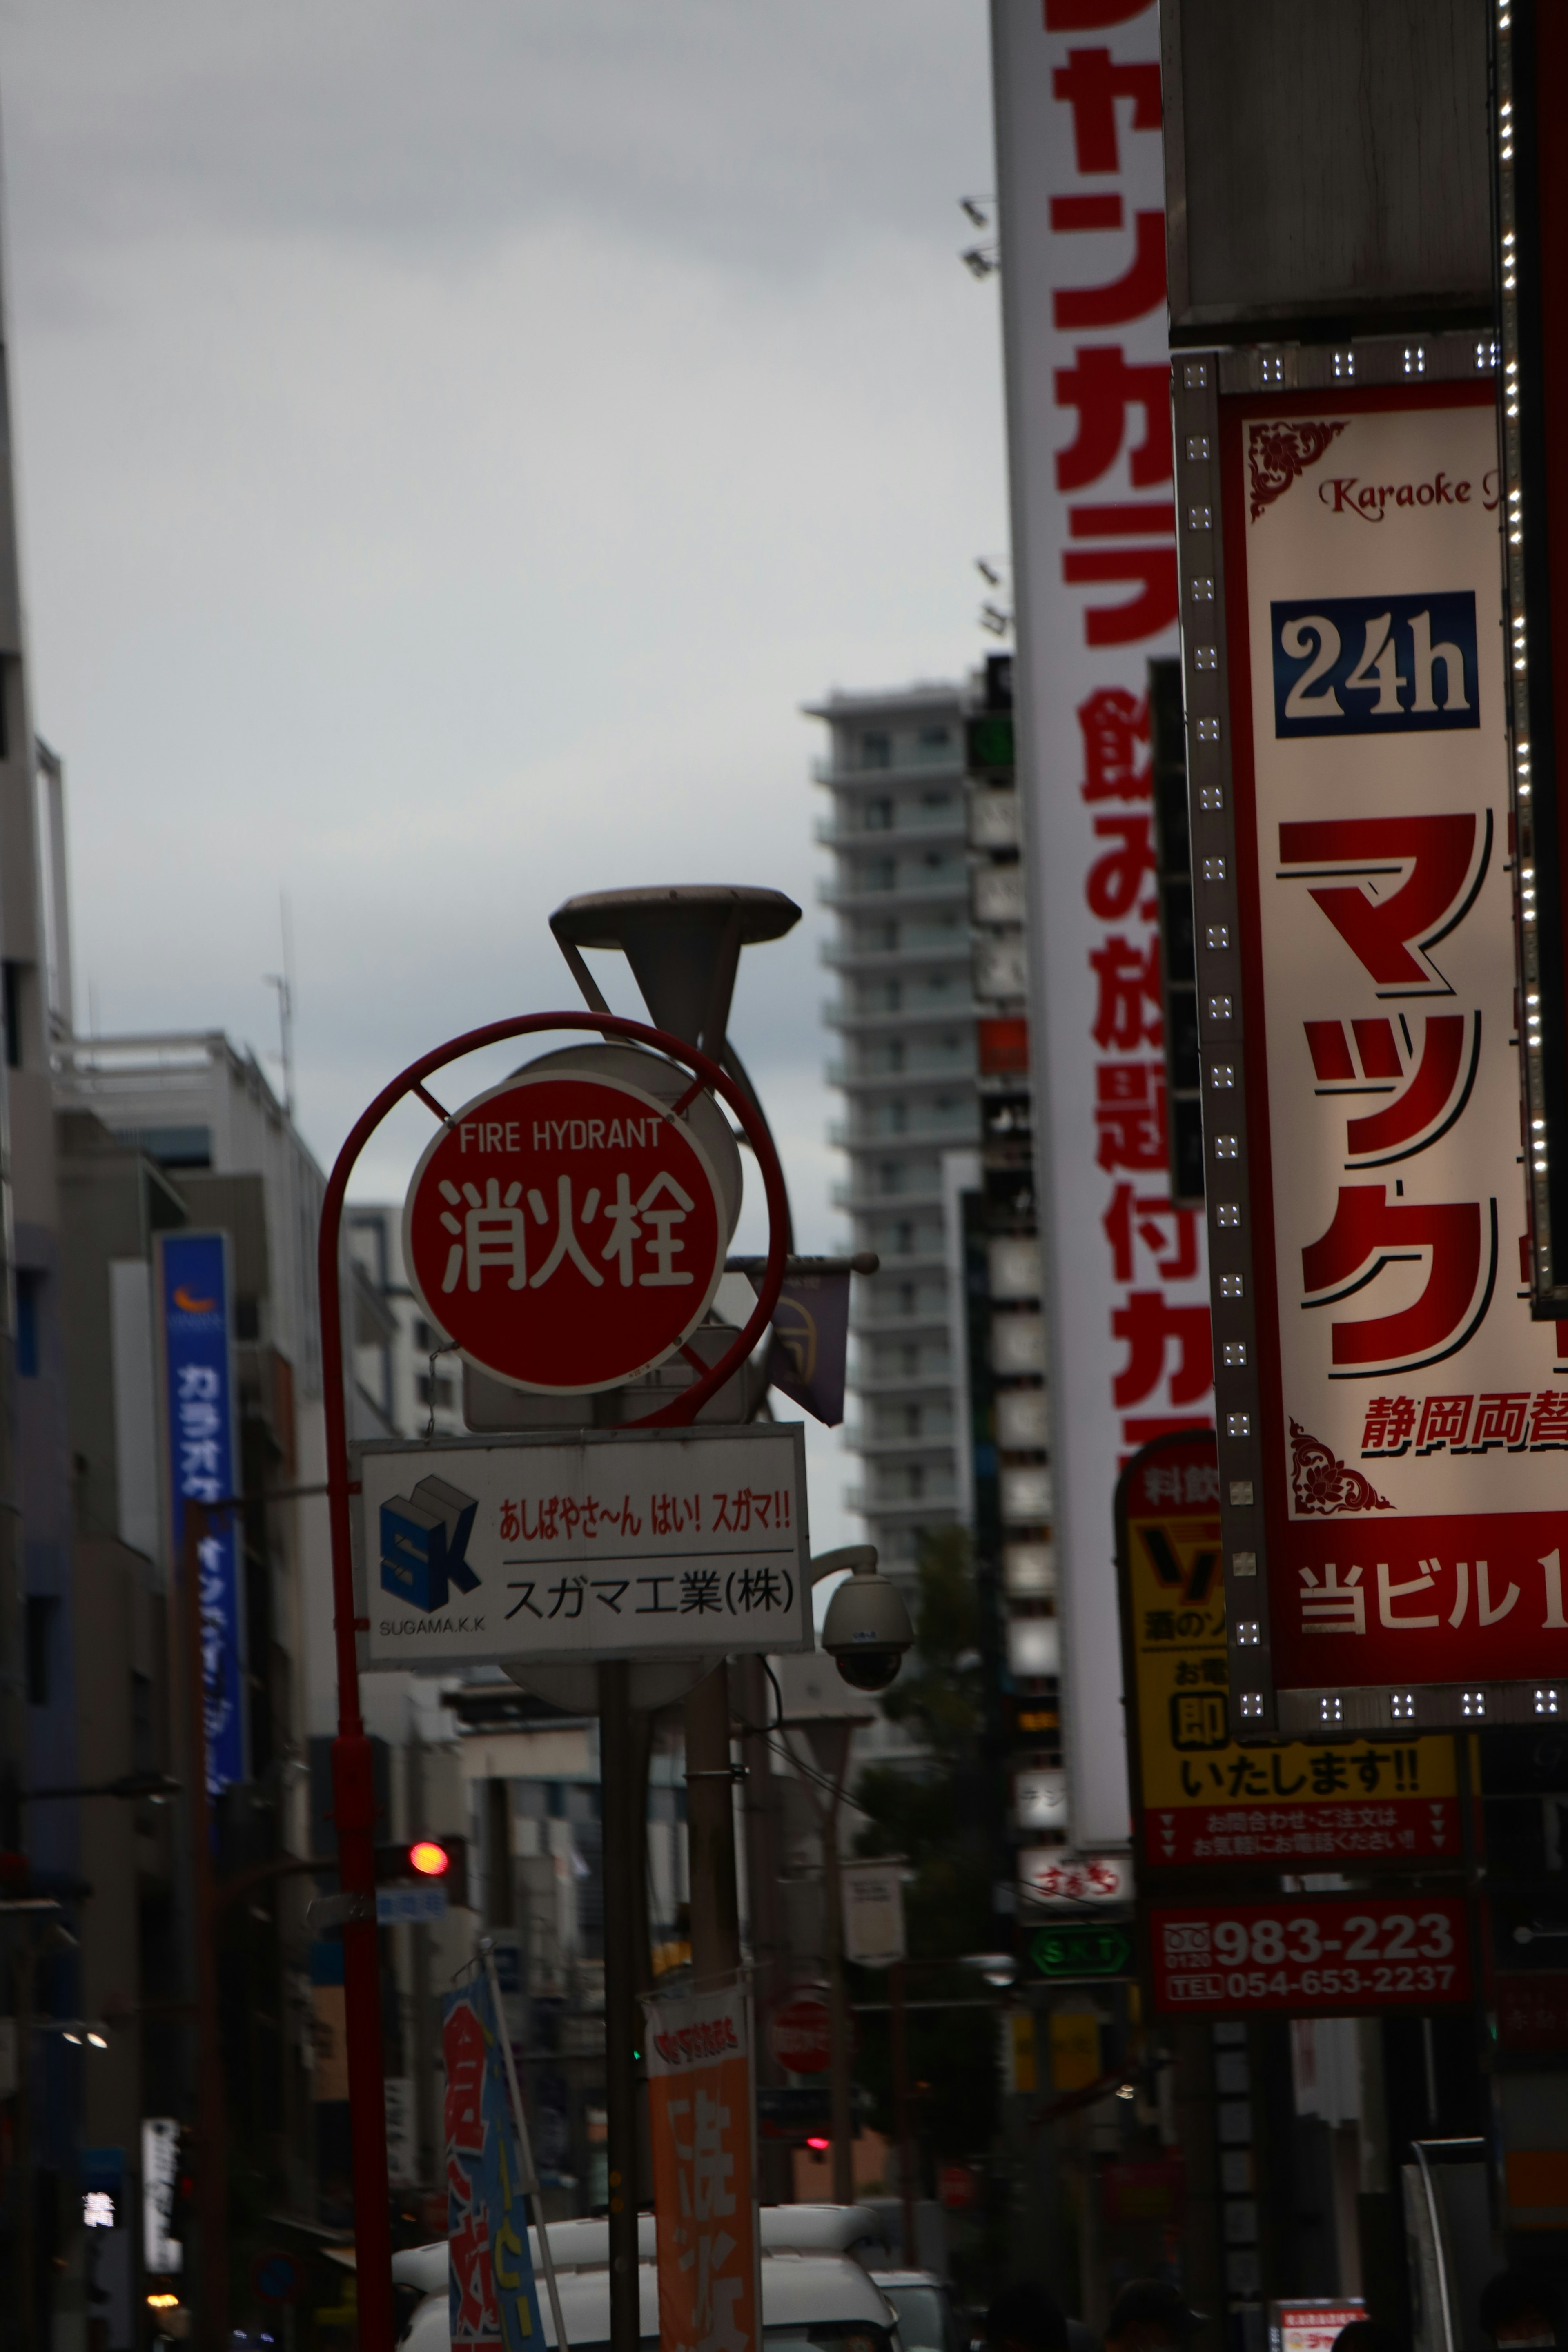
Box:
[381,1476,481,1614]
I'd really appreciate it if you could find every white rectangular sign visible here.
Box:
[1018,1849,1132,1911]
[992,0,1210,1842]
[840,1860,906,1967]
[1218,386,1568,1700]
[141,2117,183,2276]
[358,1425,811,1668]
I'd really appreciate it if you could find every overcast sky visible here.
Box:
[0,0,1006,1539]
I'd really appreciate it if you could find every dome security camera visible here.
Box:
[819,1548,914,1694]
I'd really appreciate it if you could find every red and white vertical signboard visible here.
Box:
[1219,383,1568,1713]
[646,1980,760,2352]
[992,0,1211,1840]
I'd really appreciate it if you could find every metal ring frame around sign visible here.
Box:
[314,1010,791,2352]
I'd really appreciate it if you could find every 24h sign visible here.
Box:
[404,1064,728,1392]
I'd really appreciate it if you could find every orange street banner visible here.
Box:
[645,1980,759,2352]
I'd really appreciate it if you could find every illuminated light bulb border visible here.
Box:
[1494,0,1556,1296]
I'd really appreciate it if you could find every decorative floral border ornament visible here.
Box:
[1290,1418,1393,1515]
[1248,420,1348,520]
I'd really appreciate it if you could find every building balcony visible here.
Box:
[826,1060,977,1095]
[829,1116,980,1152]
[850,1370,956,1399]
[830,1181,946,1212]
[851,1307,953,1338]
[843,1489,962,1524]
[817,875,970,915]
[823,999,984,1033]
[811,754,965,789]
[844,1430,958,1459]
[820,937,974,973]
[814,811,968,850]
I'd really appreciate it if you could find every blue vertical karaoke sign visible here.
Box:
[158,1232,245,1793]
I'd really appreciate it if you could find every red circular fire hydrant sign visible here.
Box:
[403,1067,727,1393]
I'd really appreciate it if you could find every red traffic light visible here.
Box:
[374,1833,468,1908]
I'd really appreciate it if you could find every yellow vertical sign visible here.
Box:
[1120,1437,1457,1868]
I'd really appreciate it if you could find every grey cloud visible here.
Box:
[0,0,990,288]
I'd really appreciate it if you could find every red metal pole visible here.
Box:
[314,1010,790,2347]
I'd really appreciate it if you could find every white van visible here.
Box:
[396,2209,902,2352]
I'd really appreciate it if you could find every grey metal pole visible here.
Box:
[890,1960,915,2264]
[480,1943,570,2352]
[737,1656,789,2201]
[684,1666,740,1978]
[599,1664,641,2352]
[824,1802,853,2205]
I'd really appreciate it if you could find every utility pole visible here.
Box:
[600,1665,641,2352]
[779,1697,869,2208]
[822,1803,853,2205]
[685,1666,740,1979]
[890,1961,915,2265]
[737,1655,789,2199]
[485,1778,514,1929]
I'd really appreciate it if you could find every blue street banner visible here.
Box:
[443,1975,546,2352]
[748,1269,851,1429]
[157,1232,244,1793]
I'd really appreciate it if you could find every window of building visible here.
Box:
[859,732,892,771]
[26,1596,54,1706]
[418,1374,455,1410]
[111,1125,213,1169]
[16,1270,39,1377]
[234,1296,260,1342]
[1,961,19,1069]
[864,799,893,831]
[131,1670,156,1778]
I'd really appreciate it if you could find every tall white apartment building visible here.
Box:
[808,683,980,1589]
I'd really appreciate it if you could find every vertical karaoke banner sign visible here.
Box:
[992,0,1211,1840]
[443,1976,546,2352]
[1212,379,1568,1715]
[157,1230,245,1793]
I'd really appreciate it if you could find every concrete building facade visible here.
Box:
[808,684,981,1588]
